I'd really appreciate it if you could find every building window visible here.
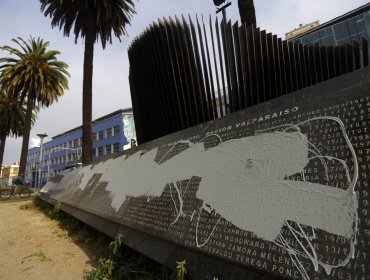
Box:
[92,133,97,142]
[73,139,79,147]
[106,144,112,155]
[113,125,120,136]
[113,143,119,153]
[97,131,104,141]
[106,128,113,138]
[97,147,103,157]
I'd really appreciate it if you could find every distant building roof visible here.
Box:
[52,108,133,140]
[286,21,320,40]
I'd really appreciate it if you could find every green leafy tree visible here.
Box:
[0,37,69,177]
[0,91,26,169]
[40,0,136,165]
[238,0,256,27]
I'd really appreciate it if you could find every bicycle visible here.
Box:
[0,185,32,200]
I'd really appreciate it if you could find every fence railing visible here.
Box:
[128,15,369,144]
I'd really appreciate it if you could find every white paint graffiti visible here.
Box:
[42,116,358,280]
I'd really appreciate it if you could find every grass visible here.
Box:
[33,197,186,280]
[22,266,33,272]
[23,251,52,262]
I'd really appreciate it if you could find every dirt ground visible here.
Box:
[0,197,96,280]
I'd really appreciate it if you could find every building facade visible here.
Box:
[291,3,370,58]
[26,108,136,187]
[0,163,19,187]
[285,21,320,40]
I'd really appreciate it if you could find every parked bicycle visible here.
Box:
[0,185,32,200]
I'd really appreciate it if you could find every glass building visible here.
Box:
[292,3,370,57]
[26,108,136,187]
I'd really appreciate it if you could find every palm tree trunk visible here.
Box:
[0,133,6,169]
[81,27,95,165]
[238,0,256,27]
[18,97,33,177]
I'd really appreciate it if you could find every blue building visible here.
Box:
[26,108,136,186]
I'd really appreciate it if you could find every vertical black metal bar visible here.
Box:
[155,21,177,134]
[182,17,205,125]
[196,15,214,120]
[233,21,244,110]
[297,43,307,89]
[202,16,219,119]
[149,23,174,136]
[320,46,329,82]
[282,40,292,94]
[164,18,187,130]
[137,28,161,140]
[340,45,348,74]
[220,17,233,113]
[353,40,361,70]
[254,28,265,103]
[266,33,277,100]
[175,16,197,127]
[326,46,336,79]
[303,45,312,87]
[273,35,283,97]
[288,41,298,92]
[261,30,271,101]
[334,45,342,77]
[314,44,323,83]
[293,43,303,90]
[239,24,252,108]
[158,19,184,133]
[246,26,258,105]
[309,45,318,84]
[215,17,228,115]
[128,46,146,143]
[362,38,369,67]
[189,16,209,122]
[209,16,224,117]
[224,20,238,112]
[277,38,287,96]
[182,16,203,126]
[172,17,194,127]
[346,44,354,73]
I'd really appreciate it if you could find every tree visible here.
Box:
[0,91,26,169]
[0,37,69,177]
[40,0,136,165]
[238,0,256,27]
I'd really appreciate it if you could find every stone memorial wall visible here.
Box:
[40,68,370,280]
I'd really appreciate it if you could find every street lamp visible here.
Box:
[37,133,48,191]
[213,0,231,15]
[212,0,231,29]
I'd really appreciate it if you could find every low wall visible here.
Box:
[40,67,370,280]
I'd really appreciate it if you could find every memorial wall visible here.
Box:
[40,67,370,280]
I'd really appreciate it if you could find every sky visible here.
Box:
[0,0,368,165]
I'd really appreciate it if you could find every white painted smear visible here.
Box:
[80,130,356,241]
[43,116,358,279]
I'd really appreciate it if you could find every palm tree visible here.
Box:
[0,37,69,177]
[40,0,136,165]
[0,91,26,169]
[238,0,256,27]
